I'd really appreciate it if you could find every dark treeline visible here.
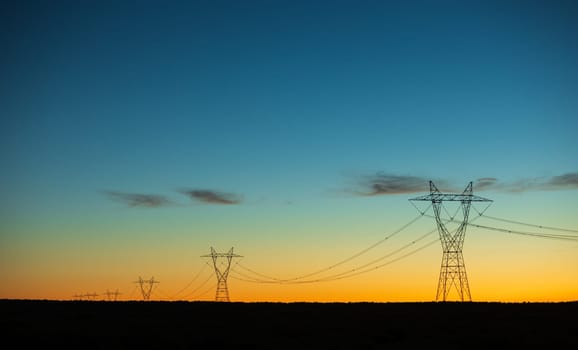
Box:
[1,299,577,348]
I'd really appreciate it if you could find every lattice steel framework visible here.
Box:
[410,181,492,301]
[134,276,159,301]
[202,247,242,302]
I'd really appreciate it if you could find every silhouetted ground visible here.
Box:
[1,299,577,349]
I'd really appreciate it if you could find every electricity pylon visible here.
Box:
[133,276,159,301]
[410,181,492,301]
[201,247,242,302]
[103,289,121,301]
[73,292,98,301]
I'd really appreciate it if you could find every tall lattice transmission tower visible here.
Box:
[133,276,159,301]
[410,181,492,301]
[202,247,242,302]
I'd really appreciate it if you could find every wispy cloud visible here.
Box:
[179,189,242,205]
[474,172,578,192]
[351,172,578,196]
[474,177,498,191]
[104,191,173,207]
[351,173,454,196]
[547,173,578,189]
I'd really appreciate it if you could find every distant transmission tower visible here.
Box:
[410,181,492,302]
[73,292,98,301]
[104,289,121,301]
[133,276,159,301]
[201,247,242,302]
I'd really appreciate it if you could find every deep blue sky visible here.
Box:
[3,1,577,190]
[1,1,577,300]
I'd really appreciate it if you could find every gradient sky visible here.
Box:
[1,0,577,302]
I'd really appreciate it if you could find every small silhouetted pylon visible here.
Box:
[133,276,159,301]
[201,247,242,302]
[73,292,99,301]
[410,181,492,301]
[103,289,121,301]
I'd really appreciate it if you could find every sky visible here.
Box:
[1,0,577,302]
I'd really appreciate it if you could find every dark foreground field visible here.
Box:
[1,299,577,349]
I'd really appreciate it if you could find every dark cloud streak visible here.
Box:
[104,191,173,208]
[353,173,451,196]
[474,177,498,191]
[473,173,578,192]
[179,189,242,205]
[352,172,578,197]
[547,173,578,189]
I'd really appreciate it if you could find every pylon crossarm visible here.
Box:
[410,193,492,202]
[201,253,243,258]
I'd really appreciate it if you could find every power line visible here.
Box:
[472,210,578,233]
[469,222,578,242]
[170,263,209,299]
[311,238,439,282]
[426,214,578,242]
[194,283,218,300]
[184,272,215,299]
[154,287,173,301]
[233,212,427,283]
[298,218,487,284]
[292,232,439,284]
[231,235,440,284]
[233,226,440,284]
